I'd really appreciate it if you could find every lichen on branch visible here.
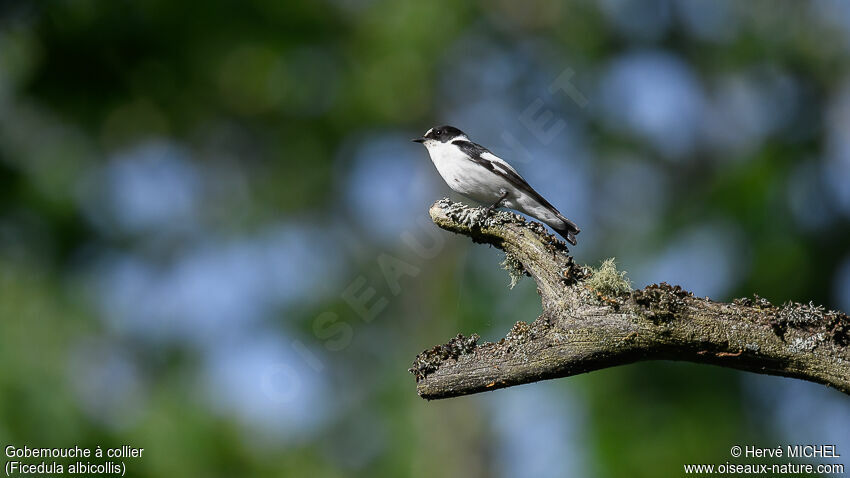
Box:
[586,258,632,296]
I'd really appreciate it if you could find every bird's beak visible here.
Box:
[411,137,425,143]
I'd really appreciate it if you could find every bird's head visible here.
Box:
[412,125,467,148]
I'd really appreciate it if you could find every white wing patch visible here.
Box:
[481,151,519,175]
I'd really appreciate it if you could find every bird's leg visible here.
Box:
[486,189,509,215]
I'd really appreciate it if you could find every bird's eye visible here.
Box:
[434,129,441,136]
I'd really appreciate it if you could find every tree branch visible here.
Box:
[410,199,850,400]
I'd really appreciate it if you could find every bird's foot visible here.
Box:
[485,190,509,215]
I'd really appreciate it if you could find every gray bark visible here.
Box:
[410,199,850,400]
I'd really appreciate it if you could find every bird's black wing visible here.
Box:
[452,140,558,212]
[452,139,581,242]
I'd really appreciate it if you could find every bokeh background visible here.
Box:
[1,0,850,476]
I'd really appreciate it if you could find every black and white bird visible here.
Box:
[413,125,580,245]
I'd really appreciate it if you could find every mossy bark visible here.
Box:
[410,199,850,400]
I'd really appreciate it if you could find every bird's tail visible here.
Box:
[552,214,580,246]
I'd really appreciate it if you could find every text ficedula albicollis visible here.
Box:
[413,125,580,245]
